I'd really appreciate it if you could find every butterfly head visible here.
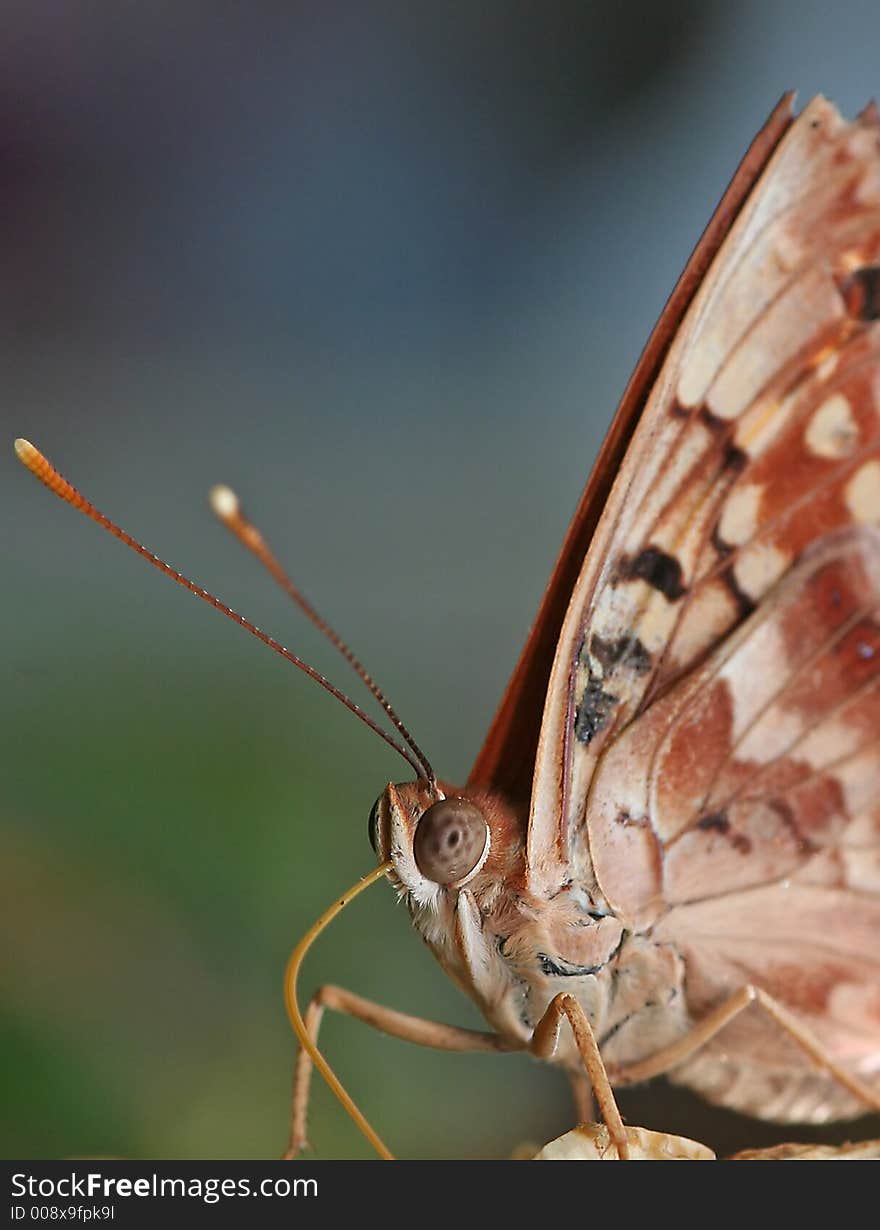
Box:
[369,780,520,909]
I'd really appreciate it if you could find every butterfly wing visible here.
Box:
[592,525,880,1118]
[532,95,880,890]
[486,95,880,1120]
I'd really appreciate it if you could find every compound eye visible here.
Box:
[413,798,488,885]
[368,798,381,854]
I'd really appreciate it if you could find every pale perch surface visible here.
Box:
[532,1124,714,1160]
[531,1123,880,1160]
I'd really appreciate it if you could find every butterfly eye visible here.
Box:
[413,798,488,885]
[368,798,381,854]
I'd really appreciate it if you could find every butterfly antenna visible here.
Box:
[209,483,436,788]
[14,439,426,780]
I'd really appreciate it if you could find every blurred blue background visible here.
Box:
[3,1,880,1159]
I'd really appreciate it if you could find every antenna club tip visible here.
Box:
[209,484,240,522]
[14,437,45,474]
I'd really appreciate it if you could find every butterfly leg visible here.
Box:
[285,983,516,1159]
[608,984,880,1111]
[530,992,630,1160]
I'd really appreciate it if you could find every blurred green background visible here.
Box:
[3,1,880,1159]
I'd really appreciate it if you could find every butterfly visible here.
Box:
[297,92,880,1157]
[16,92,880,1161]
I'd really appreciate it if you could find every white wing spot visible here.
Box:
[844,460,880,524]
[732,540,790,601]
[805,393,858,459]
[719,483,764,547]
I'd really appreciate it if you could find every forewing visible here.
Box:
[468,95,796,810]
[526,96,880,896]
